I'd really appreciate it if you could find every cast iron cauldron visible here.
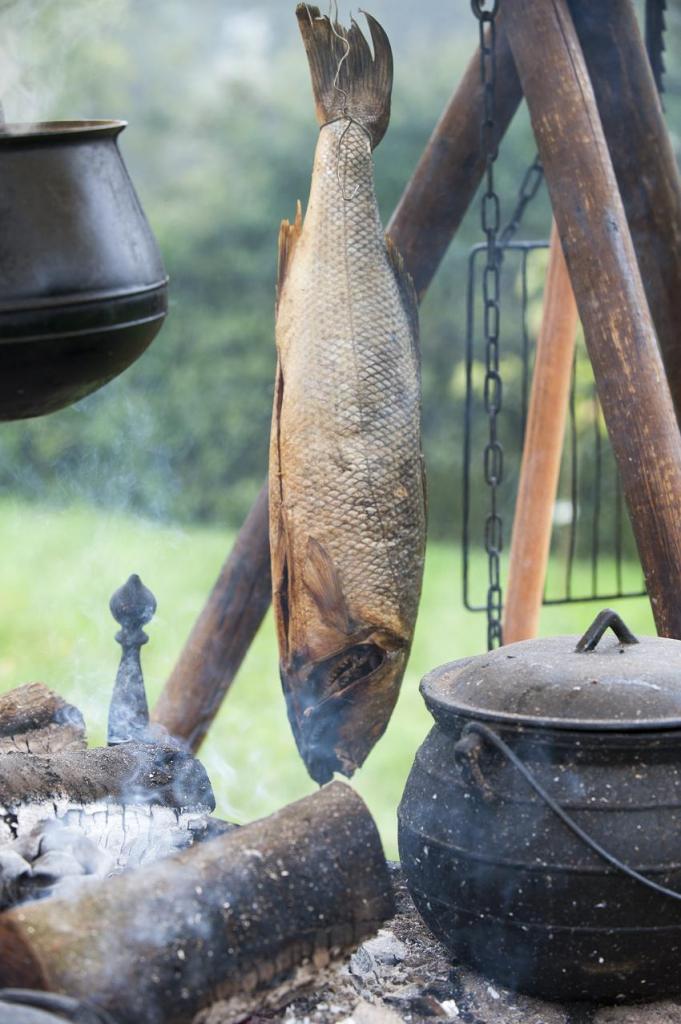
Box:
[398,610,681,1003]
[0,121,167,420]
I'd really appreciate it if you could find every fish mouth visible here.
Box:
[282,638,407,785]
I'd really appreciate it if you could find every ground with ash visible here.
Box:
[200,865,681,1024]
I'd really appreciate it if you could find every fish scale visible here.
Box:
[278,124,422,624]
[270,7,425,784]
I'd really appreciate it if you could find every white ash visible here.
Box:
[0,800,208,908]
[197,866,681,1024]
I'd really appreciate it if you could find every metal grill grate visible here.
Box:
[462,240,646,617]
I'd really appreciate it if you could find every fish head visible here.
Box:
[282,628,409,785]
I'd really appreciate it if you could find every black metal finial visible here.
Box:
[107,574,156,745]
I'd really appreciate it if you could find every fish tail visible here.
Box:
[295,5,392,150]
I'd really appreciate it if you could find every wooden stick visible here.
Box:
[0,783,394,1024]
[152,29,524,748]
[505,0,681,639]
[152,482,271,750]
[569,0,681,427]
[0,683,86,755]
[502,224,579,644]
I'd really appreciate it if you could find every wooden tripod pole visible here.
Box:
[569,0,681,428]
[502,223,578,644]
[505,0,681,640]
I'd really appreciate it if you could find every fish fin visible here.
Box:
[295,5,392,149]
[270,358,291,658]
[385,235,420,358]
[276,201,303,314]
[272,525,291,659]
[303,537,352,637]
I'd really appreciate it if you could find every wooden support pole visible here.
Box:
[569,0,681,427]
[502,223,578,644]
[152,31,524,747]
[505,0,681,639]
[0,783,393,1024]
[152,482,271,750]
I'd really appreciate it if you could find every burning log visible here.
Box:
[0,683,86,756]
[0,741,215,906]
[153,30,523,750]
[0,782,394,1024]
[0,740,213,825]
[504,0,681,640]
[0,577,222,911]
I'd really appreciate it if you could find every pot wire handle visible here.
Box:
[575,608,639,652]
[0,988,119,1023]
[463,721,681,904]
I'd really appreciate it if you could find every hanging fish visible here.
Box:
[269,5,426,785]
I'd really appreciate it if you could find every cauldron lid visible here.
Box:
[422,609,681,732]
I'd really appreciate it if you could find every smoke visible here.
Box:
[0,0,128,122]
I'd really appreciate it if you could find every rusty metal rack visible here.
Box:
[462,238,646,619]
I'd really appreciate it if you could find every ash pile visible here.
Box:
[253,867,681,1024]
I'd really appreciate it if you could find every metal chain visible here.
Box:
[472,0,503,649]
[499,154,544,247]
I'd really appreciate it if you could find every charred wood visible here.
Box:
[0,740,214,816]
[0,742,216,891]
[0,684,86,756]
[0,782,394,1024]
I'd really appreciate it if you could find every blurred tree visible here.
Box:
[0,0,674,549]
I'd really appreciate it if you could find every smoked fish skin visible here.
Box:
[269,6,426,784]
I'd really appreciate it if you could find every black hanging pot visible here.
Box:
[398,610,681,1003]
[0,121,168,420]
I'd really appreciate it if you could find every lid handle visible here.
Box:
[575,608,639,653]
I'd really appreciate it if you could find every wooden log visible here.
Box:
[0,782,394,1024]
[504,0,681,640]
[502,223,579,643]
[152,32,523,748]
[0,742,217,898]
[569,0,681,427]
[0,683,86,756]
[0,741,214,830]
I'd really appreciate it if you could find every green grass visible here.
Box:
[0,498,655,857]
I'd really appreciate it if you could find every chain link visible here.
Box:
[499,154,544,247]
[472,0,503,649]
